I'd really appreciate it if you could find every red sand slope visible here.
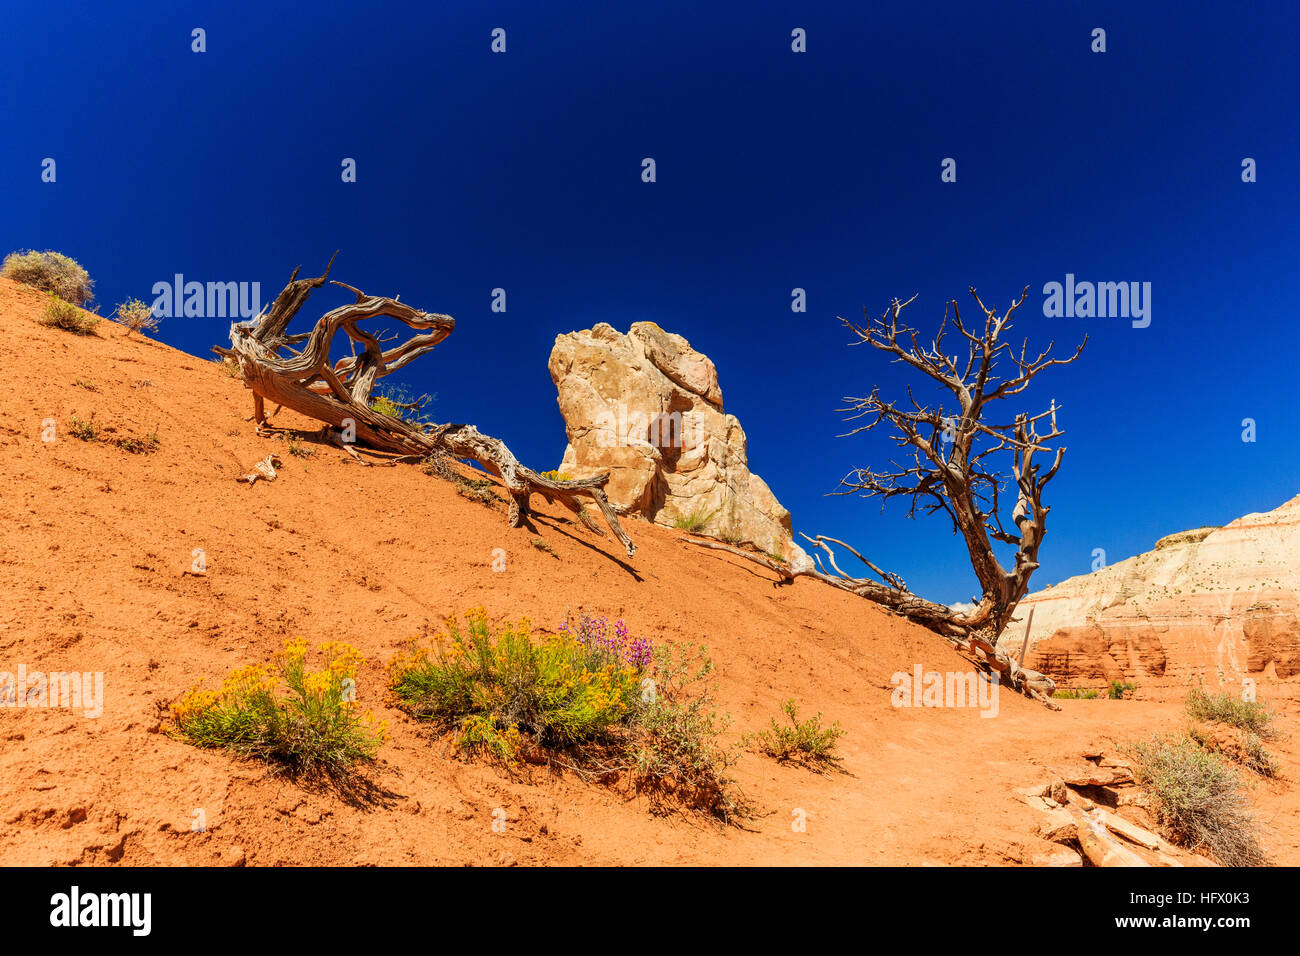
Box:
[1,276,1295,866]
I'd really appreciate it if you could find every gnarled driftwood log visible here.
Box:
[215,258,636,556]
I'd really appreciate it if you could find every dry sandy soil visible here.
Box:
[1,276,1296,866]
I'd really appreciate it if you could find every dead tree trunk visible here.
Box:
[689,287,1085,704]
[214,259,636,557]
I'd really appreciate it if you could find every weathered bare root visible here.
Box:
[215,259,636,557]
[685,534,1057,704]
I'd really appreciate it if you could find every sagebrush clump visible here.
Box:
[1126,732,1267,866]
[1185,687,1275,738]
[170,638,387,777]
[2,250,94,305]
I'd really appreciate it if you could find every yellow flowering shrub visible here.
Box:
[388,608,642,762]
[170,638,386,775]
[388,610,744,822]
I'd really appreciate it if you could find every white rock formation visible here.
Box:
[997,493,1300,691]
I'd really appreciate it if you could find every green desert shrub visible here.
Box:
[2,250,94,305]
[38,293,99,334]
[1126,733,1267,866]
[1108,680,1137,699]
[624,640,743,820]
[748,699,845,770]
[68,415,99,441]
[389,609,643,758]
[1185,687,1276,738]
[170,638,386,776]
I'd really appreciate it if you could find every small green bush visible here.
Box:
[389,609,643,759]
[2,250,94,305]
[748,699,845,770]
[1185,687,1275,738]
[1126,733,1267,866]
[68,416,99,441]
[38,293,99,334]
[1109,680,1137,699]
[628,642,742,820]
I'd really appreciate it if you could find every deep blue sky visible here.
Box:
[4,1,1297,603]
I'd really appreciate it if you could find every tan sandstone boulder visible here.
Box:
[549,322,805,564]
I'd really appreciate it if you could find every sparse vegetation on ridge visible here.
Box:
[66,413,158,454]
[2,249,94,305]
[421,453,504,508]
[112,297,159,335]
[38,293,99,334]
[213,355,243,378]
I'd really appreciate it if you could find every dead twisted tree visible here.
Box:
[214,258,636,556]
[691,287,1085,703]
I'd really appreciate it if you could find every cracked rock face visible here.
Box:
[549,321,803,561]
[998,493,1300,688]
